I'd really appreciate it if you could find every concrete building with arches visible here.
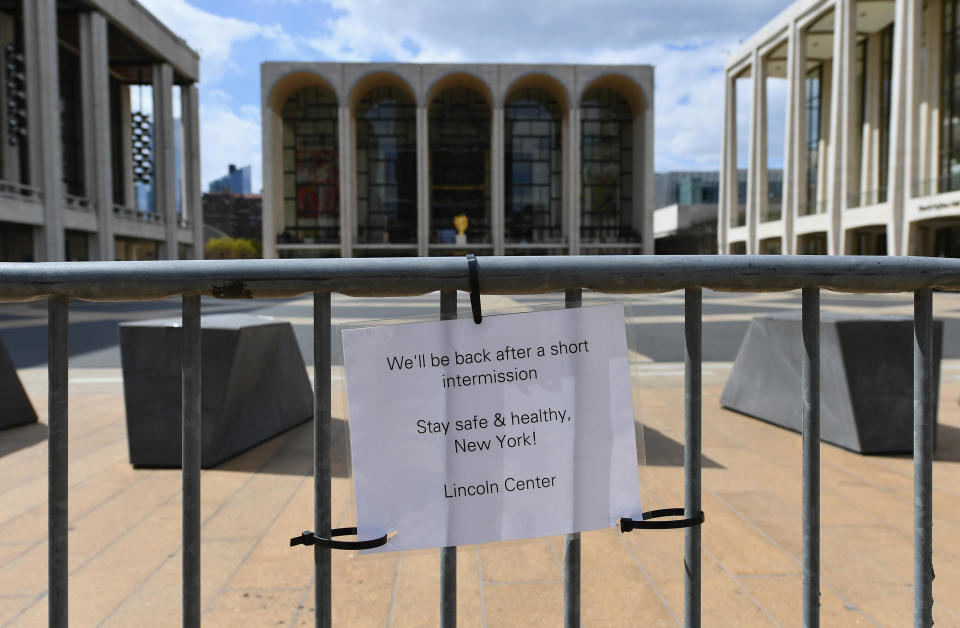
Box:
[719,0,960,257]
[260,62,653,258]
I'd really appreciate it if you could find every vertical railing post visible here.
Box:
[684,288,702,628]
[564,288,582,628]
[182,295,201,628]
[315,291,333,628]
[802,287,820,628]
[440,289,458,628]
[914,289,934,627]
[48,296,68,628]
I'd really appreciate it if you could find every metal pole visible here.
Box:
[182,295,201,628]
[48,296,68,628]
[564,288,582,628]
[914,289,934,627]
[314,291,333,628]
[802,287,820,628]
[440,289,458,628]
[684,288,702,628]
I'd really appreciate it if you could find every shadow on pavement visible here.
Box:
[215,417,353,478]
[0,421,48,460]
[638,423,723,468]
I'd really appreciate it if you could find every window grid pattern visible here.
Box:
[428,87,491,244]
[355,86,417,244]
[505,88,563,244]
[941,1,960,193]
[878,24,893,203]
[59,46,83,197]
[580,87,636,244]
[281,86,340,245]
[802,64,822,216]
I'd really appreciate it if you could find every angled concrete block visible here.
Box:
[721,313,942,454]
[0,338,37,430]
[120,314,313,468]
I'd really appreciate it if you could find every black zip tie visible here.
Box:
[466,253,482,324]
[290,527,389,551]
[620,508,705,532]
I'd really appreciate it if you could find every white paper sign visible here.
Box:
[342,304,643,551]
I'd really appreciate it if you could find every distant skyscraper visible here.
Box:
[209,164,252,195]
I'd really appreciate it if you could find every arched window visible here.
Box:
[429,86,491,244]
[355,86,417,244]
[580,87,635,243]
[505,88,562,244]
[281,86,339,244]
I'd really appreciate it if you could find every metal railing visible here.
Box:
[0,254,949,628]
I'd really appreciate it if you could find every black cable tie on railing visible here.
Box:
[290,527,389,551]
[619,508,705,532]
[466,253,482,324]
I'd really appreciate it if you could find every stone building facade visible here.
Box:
[261,62,653,257]
[0,0,202,262]
[719,0,960,257]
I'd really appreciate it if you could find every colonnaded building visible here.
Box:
[719,0,960,256]
[260,63,653,258]
[0,0,202,262]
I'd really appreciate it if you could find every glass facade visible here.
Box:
[802,64,822,216]
[59,45,83,196]
[356,86,417,244]
[879,24,893,202]
[580,87,637,244]
[281,86,339,244]
[505,88,563,244]
[428,87,491,244]
[849,39,867,208]
[942,0,960,193]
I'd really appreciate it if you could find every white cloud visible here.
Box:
[138,0,296,83]
[199,100,263,193]
[302,0,792,171]
[140,0,793,191]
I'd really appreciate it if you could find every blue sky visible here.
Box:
[139,0,793,192]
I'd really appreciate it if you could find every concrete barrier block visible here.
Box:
[721,312,942,454]
[120,314,313,467]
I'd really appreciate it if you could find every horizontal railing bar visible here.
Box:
[2,255,960,302]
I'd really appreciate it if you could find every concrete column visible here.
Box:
[181,84,202,258]
[24,0,64,261]
[920,1,940,192]
[719,74,737,253]
[641,92,654,255]
[888,0,919,254]
[718,74,731,254]
[751,51,768,251]
[152,63,177,259]
[80,12,114,261]
[829,0,855,254]
[119,86,135,208]
[491,106,504,255]
[792,26,808,251]
[339,105,352,257]
[745,53,760,254]
[416,105,428,256]
[781,23,798,254]
[261,98,277,259]
[568,105,581,254]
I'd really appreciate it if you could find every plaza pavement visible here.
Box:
[1,291,959,626]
